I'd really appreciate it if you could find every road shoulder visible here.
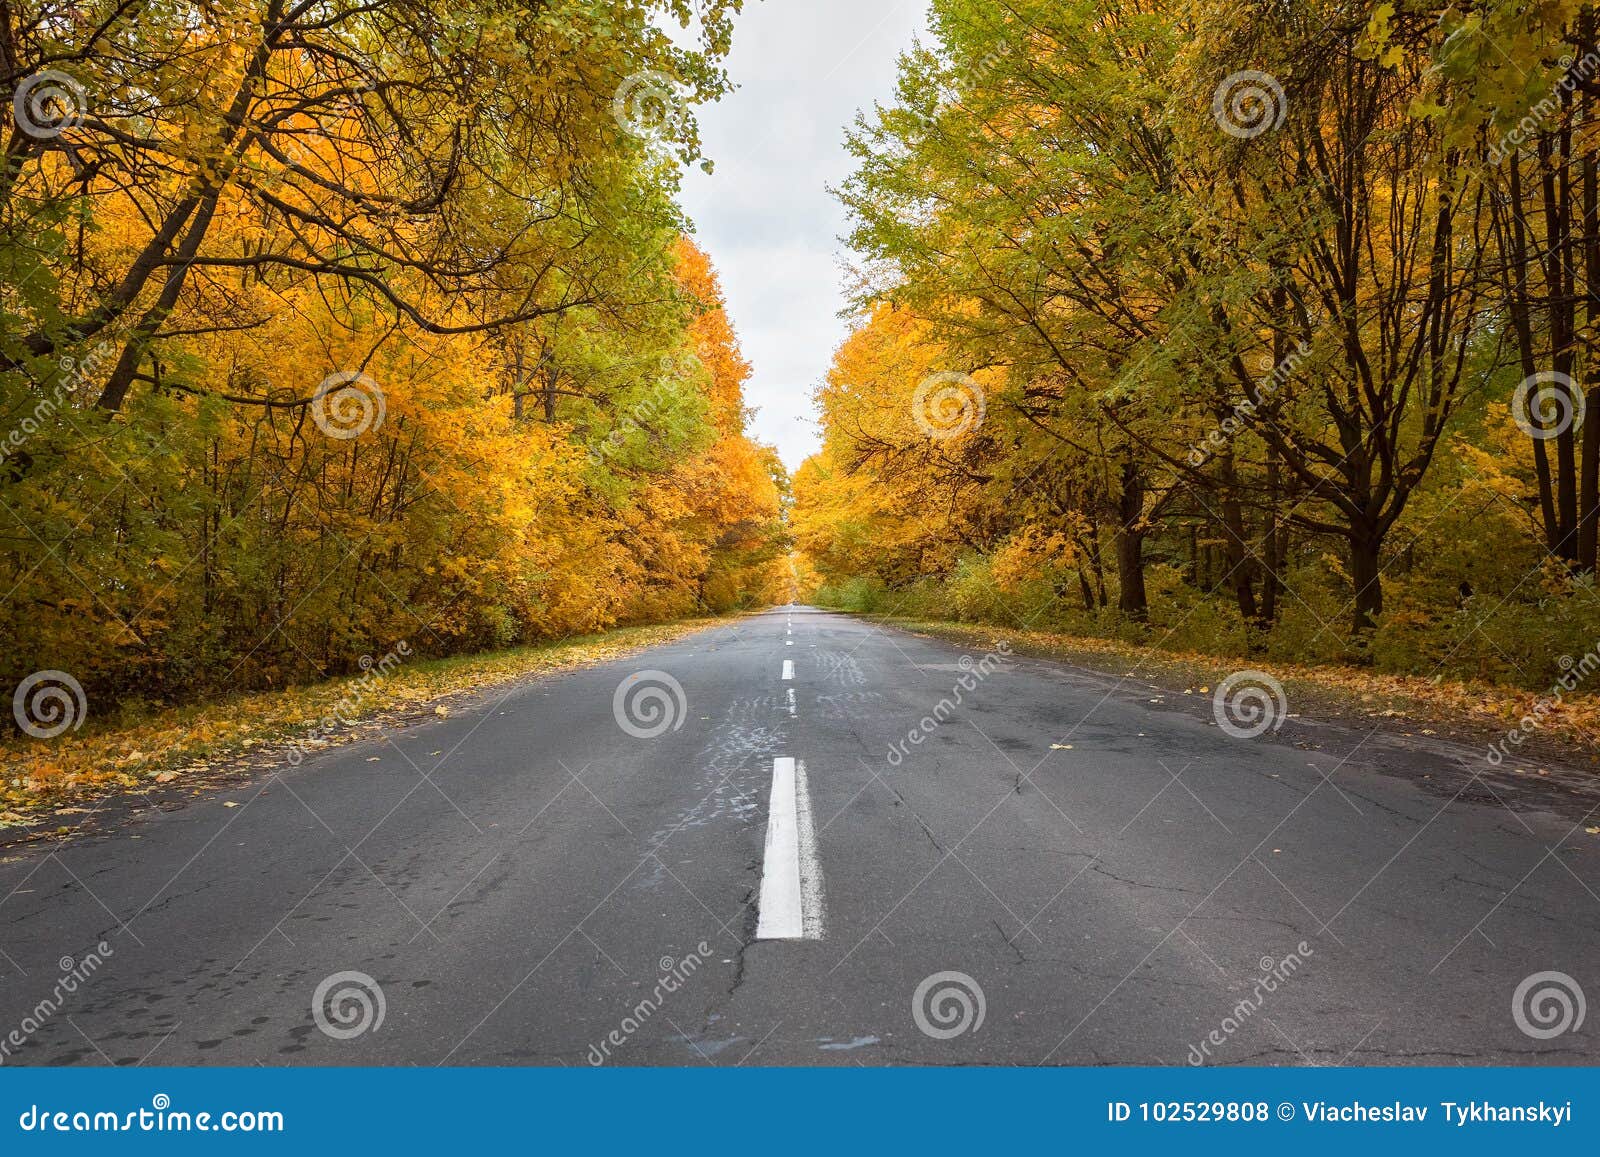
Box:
[1,613,751,843]
[854,614,1600,825]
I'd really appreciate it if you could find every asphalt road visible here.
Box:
[2,606,1598,1066]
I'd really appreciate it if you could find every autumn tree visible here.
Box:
[828,0,1501,636]
[0,2,790,718]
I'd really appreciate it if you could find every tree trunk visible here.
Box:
[1259,448,1284,631]
[1115,527,1147,620]
[1504,151,1562,551]
[1217,450,1258,623]
[1538,129,1580,559]
[1113,458,1147,620]
[1580,8,1600,571]
[1350,531,1383,633]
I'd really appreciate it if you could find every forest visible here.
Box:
[0,0,788,725]
[795,0,1600,691]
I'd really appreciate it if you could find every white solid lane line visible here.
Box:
[755,757,823,939]
[782,659,794,680]
[755,757,803,938]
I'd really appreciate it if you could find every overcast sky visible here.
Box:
[677,0,929,471]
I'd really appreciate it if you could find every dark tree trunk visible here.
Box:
[1580,8,1600,571]
[1217,450,1258,623]
[1504,152,1562,551]
[1259,448,1284,631]
[1115,527,1147,619]
[1075,570,1095,612]
[1078,529,1108,609]
[1350,530,1383,633]
[1538,129,1580,559]
[1114,459,1147,620]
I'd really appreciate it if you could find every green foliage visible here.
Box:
[0,2,787,733]
[797,0,1600,691]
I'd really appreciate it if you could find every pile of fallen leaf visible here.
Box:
[0,616,732,827]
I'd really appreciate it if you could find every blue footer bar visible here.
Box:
[2,1067,1598,1152]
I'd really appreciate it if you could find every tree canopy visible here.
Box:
[798,0,1600,687]
[0,0,789,711]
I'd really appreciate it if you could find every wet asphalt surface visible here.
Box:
[1,606,1598,1066]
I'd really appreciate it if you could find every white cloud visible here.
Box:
[679,0,929,471]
